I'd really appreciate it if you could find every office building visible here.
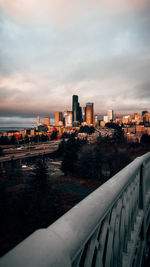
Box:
[72,95,78,123]
[37,115,40,126]
[107,109,114,122]
[94,115,99,127]
[82,107,86,122]
[85,103,94,125]
[55,112,63,126]
[44,117,50,126]
[64,111,72,127]
[72,94,82,125]
[103,116,108,123]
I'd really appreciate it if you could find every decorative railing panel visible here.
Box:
[0,152,150,267]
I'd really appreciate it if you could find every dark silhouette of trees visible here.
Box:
[0,136,9,145]
[19,159,58,231]
[51,130,58,140]
[61,135,79,175]
[0,147,3,156]
[75,144,102,180]
[40,134,48,142]
[9,135,18,145]
[141,134,150,145]
[61,132,71,139]
[60,134,87,175]
[79,125,95,135]
[105,123,126,143]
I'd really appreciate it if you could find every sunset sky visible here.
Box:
[0,0,150,126]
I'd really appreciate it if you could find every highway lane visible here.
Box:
[0,140,61,163]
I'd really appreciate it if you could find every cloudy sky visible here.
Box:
[0,0,150,126]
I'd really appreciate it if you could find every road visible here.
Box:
[0,140,61,163]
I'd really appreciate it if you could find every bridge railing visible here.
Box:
[0,152,150,267]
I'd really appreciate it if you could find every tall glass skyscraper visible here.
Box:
[72,95,82,126]
[72,95,78,122]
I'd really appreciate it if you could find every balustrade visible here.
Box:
[0,152,150,267]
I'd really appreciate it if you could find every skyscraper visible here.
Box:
[72,95,78,124]
[37,115,40,126]
[85,103,94,125]
[55,112,63,126]
[44,117,50,126]
[64,111,72,127]
[107,109,114,122]
[82,107,86,122]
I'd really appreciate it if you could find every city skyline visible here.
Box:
[0,0,150,126]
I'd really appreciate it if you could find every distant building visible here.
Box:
[37,115,40,126]
[94,115,99,127]
[85,103,94,125]
[44,117,50,126]
[82,107,86,122]
[25,128,36,136]
[72,95,82,126]
[122,115,131,124]
[78,106,82,124]
[107,109,114,122]
[64,111,72,127]
[103,115,108,123]
[55,112,63,126]
[72,95,78,124]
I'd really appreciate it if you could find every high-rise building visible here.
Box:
[37,115,40,126]
[82,107,86,122]
[103,115,108,123]
[55,112,63,126]
[107,109,114,122]
[64,111,72,127]
[44,117,50,126]
[94,115,99,127]
[78,106,82,124]
[72,94,83,125]
[72,95,78,124]
[85,103,94,125]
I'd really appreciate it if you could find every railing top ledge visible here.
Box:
[0,152,150,267]
[48,154,146,260]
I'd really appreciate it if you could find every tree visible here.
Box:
[20,158,57,229]
[75,144,102,180]
[61,134,80,175]
[0,147,3,156]
[51,130,58,140]
[141,134,150,145]
[0,136,9,145]
[29,158,49,193]
[9,135,18,145]
[79,125,95,135]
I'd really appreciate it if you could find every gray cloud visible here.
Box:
[0,0,150,124]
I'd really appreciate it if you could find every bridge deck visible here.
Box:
[0,152,150,267]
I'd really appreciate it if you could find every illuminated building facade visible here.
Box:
[85,103,94,125]
[64,111,72,127]
[37,115,40,126]
[44,117,50,126]
[55,112,63,126]
[107,109,114,122]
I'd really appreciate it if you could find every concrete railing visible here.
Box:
[0,152,150,267]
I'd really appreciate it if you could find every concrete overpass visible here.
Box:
[0,152,150,267]
[0,140,61,165]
